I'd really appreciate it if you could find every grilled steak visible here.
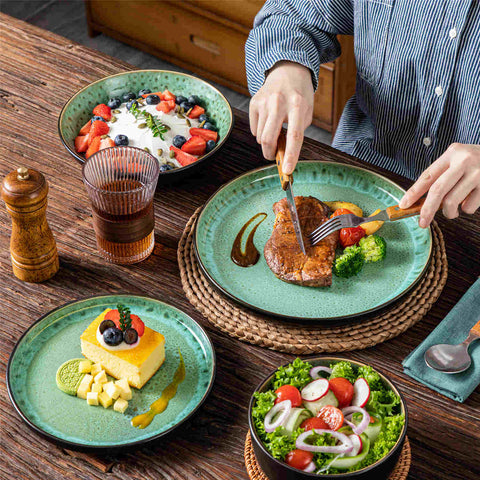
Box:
[264,196,338,287]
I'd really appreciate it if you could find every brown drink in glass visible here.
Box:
[82,146,159,264]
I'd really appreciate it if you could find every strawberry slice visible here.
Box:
[92,103,112,121]
[141,90,162,98]
[79,121,91,136]
[75,135,89,153]
[156,100,175,113]
[181,135,206,155]
[161,89,176,102]
[188,105,205,119]
[189,127,218,142]
[104,309,145,336]
[170,146,198,166]
[85,136,101,159]
[88,120,110,144]
[99,137,115,150]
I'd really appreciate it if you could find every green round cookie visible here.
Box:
[56,359,85,395]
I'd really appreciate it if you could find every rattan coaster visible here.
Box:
[244,431,411,480]
[178,208,447,354]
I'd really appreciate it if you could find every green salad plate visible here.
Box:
[194,161,432,322]
[7,295,215,450]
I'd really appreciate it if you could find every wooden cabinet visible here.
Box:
[85,0,356,133]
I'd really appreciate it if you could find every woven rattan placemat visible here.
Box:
[178,208,447,354]
[244,431,411,480]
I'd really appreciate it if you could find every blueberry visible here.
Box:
[138,88,151,96]
[122,91,137,102]
[103,327,123,346]
[91,115,106,123]
[107,97,122,109]
[203,122,217,131]
[126,100,139,110]
[180,101,195,112]
[172,135,187,148]
[206,140,216,152]
[123,328,139,345]
[175,95,187,105]
[99,319,116,334]
[187,95,201,106]
[115,134,129,146]
[159,164,174,172]
[198,114,209,123]
[146,94,160,105]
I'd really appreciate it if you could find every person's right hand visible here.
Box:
[249,61,314,174]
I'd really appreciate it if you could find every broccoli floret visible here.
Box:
[333,245,364,278]
[359,235,387,263]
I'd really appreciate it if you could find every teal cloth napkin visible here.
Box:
[403,278,480,402]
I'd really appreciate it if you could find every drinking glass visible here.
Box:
[82,146,159,264]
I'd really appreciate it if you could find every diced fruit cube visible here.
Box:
[74,135,89,153]
[115,378,132,401]
[85,136,101,159]
[86,392,99,406]
[188,105,205,119]
[92,104,112,121]
[78,360,92,374]
[89,120,110,143]
[98,391,113,408]
[104,383,122,400]
[169,146,198,167]
[181,135,206,155]
[161,89,176,102]
[113,398,129,414]
[103,381,114,391]
[94,370,108,384]
[79,121,91,136]
[91,383,103,393]
[156,100,176,113]
[189,127,218,142]
[77,374,94,399]
[90,363,103,377]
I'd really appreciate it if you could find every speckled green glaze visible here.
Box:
[7,295,215,448]
[195,161,432,321]
[58,69,233,165]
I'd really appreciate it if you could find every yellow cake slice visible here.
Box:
[80,308,165,389]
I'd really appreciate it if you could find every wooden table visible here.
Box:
[1,13,479,480]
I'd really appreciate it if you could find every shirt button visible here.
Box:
[423,137,432,147]
[449,28,457,38]
[435,85,443,96]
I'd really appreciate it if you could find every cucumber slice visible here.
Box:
[352,412,383,443]
[283,408,311,435]
[329,433,370,469]
[304,389,338,416]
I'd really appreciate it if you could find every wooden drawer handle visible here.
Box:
[190,35,220,55]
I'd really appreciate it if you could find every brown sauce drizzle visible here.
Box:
[231,213,267,267]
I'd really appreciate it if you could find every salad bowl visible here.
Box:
[58,69,233,184]
[248,357,408,480]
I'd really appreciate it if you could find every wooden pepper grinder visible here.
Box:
[2,167,59,282]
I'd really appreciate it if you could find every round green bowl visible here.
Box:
[58,69,234,183]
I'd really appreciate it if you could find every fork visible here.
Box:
[309,197,427,246]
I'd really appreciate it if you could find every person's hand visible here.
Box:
[249,61,314,174]
[399,143,480,227]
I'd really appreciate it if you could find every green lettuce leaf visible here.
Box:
[272,358,313,390]
[329,361,356,383]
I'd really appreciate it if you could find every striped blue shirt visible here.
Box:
[245,0,480,180]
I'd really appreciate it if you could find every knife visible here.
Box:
[275,133,307,255]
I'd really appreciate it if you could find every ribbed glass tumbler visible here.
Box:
[82,146,160,264]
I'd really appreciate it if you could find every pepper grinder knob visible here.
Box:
[1,167,59,282]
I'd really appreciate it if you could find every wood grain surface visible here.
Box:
[0,13,479,480]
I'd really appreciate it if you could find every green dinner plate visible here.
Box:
[7,295,215,449]
[195,161,432,321]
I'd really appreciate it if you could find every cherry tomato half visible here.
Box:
[317,405,344,431]
[331,209,366,248]
[331,208,353,218]
[300,417,329,431]
[285,449,314,470]
[328,377,354,408]
[274,385,302,407]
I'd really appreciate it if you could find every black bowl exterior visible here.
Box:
[248,357,408,480]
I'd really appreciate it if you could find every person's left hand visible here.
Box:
[399,143,480,227]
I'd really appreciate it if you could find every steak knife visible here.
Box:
[275,133,307,255]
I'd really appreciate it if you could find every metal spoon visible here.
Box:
[424,318,480,374]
